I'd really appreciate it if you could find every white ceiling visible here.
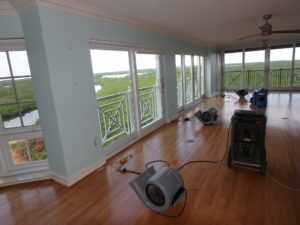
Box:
[3,0,300,48]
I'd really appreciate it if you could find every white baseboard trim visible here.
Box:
[208,91,219,97]
[50,157,106,187]
[166,114,178,123]
[0,170,50,187]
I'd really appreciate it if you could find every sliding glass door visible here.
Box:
[269,47,293,88]
[223,45,300,90]
[176,54,205,110]
[136,53,162,128]
[90,49,135,147]
[90,46,163,149]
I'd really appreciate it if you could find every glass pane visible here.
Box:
[184,55,192,104]
[293,47,300,87]
[19,102,39,126]
[90,50,131,100]
[0,104,22,128]
[15,77,36,101]
[0,52,10,78]
[245,50,265,87]
[175,55,183,108]
[90,49,134,146]
[193,56,200,99]
[28,137,47,161]
[9,51,31,76]
[224,52,243,88]
[136,54,161,128]
[0,79,16,104]
[269,48,293,87]
[9,140,29,164]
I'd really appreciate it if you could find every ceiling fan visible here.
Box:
[237,14,300,41]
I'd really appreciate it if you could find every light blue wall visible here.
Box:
[207,48,218,95]
[0,14,23,38]
[2,6,218,178]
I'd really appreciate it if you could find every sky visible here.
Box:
[0,51,31,77]
[90,49,157,73]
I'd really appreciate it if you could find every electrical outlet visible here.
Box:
[94,138,98,146]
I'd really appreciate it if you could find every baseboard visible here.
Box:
[208,91,219,97]
[50,157,106,187]
[0,170,50,187]
[166,114,178,123]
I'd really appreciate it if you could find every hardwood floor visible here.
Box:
[0,91,300,225]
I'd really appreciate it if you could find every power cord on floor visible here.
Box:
[266,171,300,192]
[177,123,232,171]
[145,160,170,169]
[120,123,232,174]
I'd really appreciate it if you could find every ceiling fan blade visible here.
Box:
[272,29,300,34]
[237,34,261,41]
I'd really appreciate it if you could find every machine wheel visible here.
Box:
[227,147,232,167]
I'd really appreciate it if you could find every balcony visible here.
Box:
[96,85,160,146]
[224,68,300,88]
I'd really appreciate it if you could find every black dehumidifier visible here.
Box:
[227,110,267,172]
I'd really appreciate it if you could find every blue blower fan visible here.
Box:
[250,88,268,107]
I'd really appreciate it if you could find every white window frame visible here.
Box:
[0,39,48,177]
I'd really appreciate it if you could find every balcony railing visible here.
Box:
[96,85,160,145]
[224,68,300,88]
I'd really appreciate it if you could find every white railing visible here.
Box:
[139,86,158,127]
[97,85,159,145]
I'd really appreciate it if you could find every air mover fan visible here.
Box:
[194,107,218,125]
[129,166,186,213]
[250,88,268,107]
[235,88,248,98]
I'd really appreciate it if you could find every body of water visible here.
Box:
[95,84,102,92]
[102,74,129,78]
[4,109,39,128]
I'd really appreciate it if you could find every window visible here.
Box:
[0,51,39,128]
[8,136,46,165]
[269,47,293,87]
[176,53,205,109]
[223,45,300,89]
[245,50,265,87]
[0,42,47,177]
[90,42,164,148]
[224,52,243,88]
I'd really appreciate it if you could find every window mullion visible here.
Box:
[242,49,245,88]
[129,50,141,134]
[181,55,186,106]
[6,51,24,127]
[291,43,296,88]
[264,48,270,88]
[191,56,195,101]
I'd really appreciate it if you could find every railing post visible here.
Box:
[291,43,296,88]
[264,48,270,88]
